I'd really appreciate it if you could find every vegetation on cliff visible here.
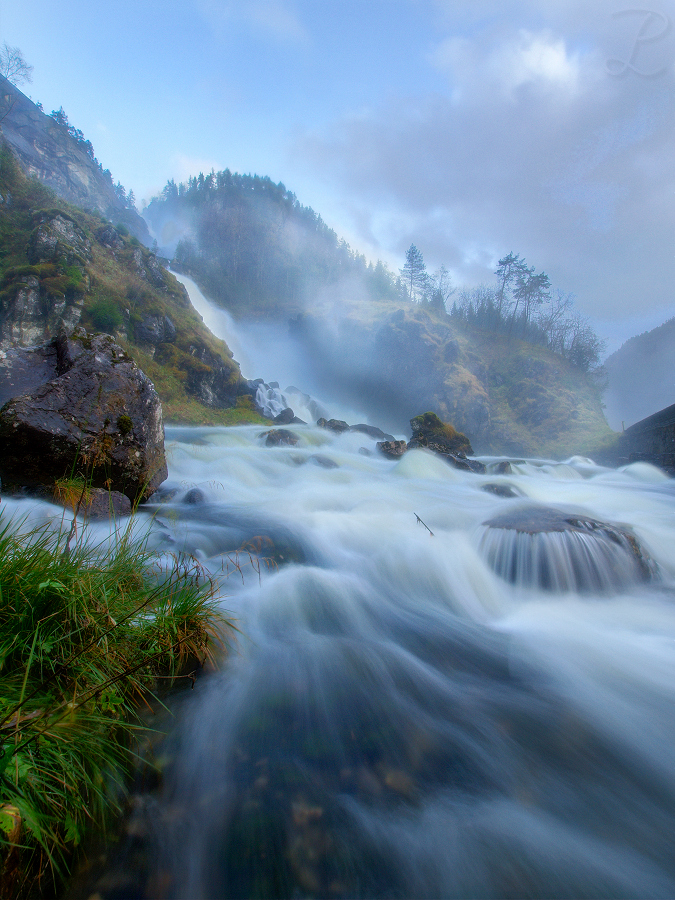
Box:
[0,144,265,425]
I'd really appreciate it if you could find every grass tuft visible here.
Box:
[0,513,232,899]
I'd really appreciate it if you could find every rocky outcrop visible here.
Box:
[0,329,167,502]
[135,314,177,346]
[0,76,149,243]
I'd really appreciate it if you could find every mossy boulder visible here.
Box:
[408,412,474,456]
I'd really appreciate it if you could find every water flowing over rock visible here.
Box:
[0,328,167,501]
[480,504,656,591]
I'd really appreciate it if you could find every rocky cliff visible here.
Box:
[0,74,149,243]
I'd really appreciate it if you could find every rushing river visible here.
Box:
[7,274,671,898]
[98,273,675,900]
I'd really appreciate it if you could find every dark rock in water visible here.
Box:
[488,460,513,475]
[445,453,487,474]
[273,407,296,425]
[408,411,474,456]
[350,423,396,441]
[0,328,167,502]
[260,429,300,447]
[308,454,339,469]
[184,487,206,505]
[358,447,372,456]
[481,482,522,499]
[317,417,350,433]
[480,504,657,591]
[82,489,131,519]
[377,439,408,459]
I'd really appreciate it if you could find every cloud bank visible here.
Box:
[296,2,675,346]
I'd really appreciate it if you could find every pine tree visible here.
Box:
[400,244,428,302]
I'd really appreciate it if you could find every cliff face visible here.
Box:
[0,75,149,243]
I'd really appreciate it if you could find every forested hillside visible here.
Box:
[144,174,612,454]
[144,171,404,317]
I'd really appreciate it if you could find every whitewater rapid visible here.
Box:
[101,275,675,900]
[126,421,675,900]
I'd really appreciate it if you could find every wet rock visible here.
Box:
[445,453,487,474]
[408,411,473,456]
[0,275,82,350]
[481,482,522,499]
[28,212,91,266]
[358,447,372,456]
[135,314,176,345]
[317,417,350,433]
[76,488,131,519]
[184,487,206,505]
[181,344,241,408]
[480,504,657,591]
[95,223,124,251]
[273,407,296,425]
[350,423,396,441]
[488,460,513,475]
[308,454,339,469]
[260,429,300,447]
[0,328,167,502]
[377,439,408,459]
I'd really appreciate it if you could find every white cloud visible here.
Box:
[431,29,583,103]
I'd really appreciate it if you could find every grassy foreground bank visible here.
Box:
[0,512,230,899]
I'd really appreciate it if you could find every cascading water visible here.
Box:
[39,276,673,898]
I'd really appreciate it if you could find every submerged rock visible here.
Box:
[0,328,167,502]
[260,428,300,447]
[480,504,657,592]
[350,423,396,442]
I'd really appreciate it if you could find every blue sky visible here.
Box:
[2,0,675,352]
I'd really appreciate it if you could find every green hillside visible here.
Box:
[0,143,265,426]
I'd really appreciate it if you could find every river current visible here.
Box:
[15,276,675,898]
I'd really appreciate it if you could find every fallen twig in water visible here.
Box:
[414,513,434,537]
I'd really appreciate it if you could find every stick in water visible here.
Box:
[414,513,434,536]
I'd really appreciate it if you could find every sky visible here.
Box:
[2,0,674,354]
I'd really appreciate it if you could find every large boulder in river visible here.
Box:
[0,328,167,502]
[408,412,473,456]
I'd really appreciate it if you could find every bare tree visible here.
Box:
[0,45,33,126]
[0,44,33,86]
